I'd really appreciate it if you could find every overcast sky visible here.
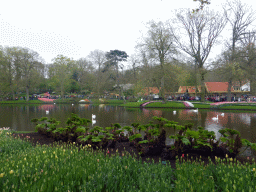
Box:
[0,0,256,65]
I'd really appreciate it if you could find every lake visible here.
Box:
[1,104,256,146]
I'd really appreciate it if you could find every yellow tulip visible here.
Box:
[253,168,255,171]
[0,173,4,177]
[43,151,46,154]
[9,170,14,174]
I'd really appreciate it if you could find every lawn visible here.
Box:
[146,101,185,108]
[121,101,208,109]
[0,100,44,104]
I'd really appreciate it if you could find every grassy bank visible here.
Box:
[1,130,256,191]
[213,103,256,111]
[121,101,256,111]
[0,100,44,104]
[0,99,125,105]
[120,101,208,109]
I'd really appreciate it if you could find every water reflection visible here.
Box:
[0,104,255,144]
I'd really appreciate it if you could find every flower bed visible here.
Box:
[38,98,56,102]
[1,129,256,191]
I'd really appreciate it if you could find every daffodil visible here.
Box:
[253,168,255,171]
[43,151,46,154]
[226,154,228,158]
[0,173,4,177]
[24,158,26,161]
[9,170,14,174]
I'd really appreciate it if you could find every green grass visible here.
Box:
[1,130,256,191]
[12,131,36,134]
[213,103,256,111]
[102,99,125,104]
[121,100,256,111]
[193,103,212,109]
[0,100,44,104]
[146,101,185,108]
[120,101,147,107]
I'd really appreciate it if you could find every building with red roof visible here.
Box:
[177,82,250,96]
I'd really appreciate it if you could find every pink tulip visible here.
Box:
[182,154,184,158]
[107,150,110,154]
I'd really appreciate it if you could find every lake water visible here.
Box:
[1,104,256,147]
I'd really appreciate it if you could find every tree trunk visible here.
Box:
[26,86,29,102]
[61,83,64,99]
[161,76,166,103]
[121,86,126,103]
[200,71,205,102]
[11,84,15,101]
[227,79,232,102]
[116,67,121,100]
[12,91,15,101]
[249,77,255,96]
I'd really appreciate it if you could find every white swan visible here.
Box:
[221,113,224,117]
[193,108,198,112]
[92,114,96,125]
[173,111,176,115]
[212,115,218,120]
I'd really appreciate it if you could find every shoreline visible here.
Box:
[1,100,256,111]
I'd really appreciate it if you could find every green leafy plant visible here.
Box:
[218,128,242,155]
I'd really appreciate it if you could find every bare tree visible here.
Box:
[76,58,95,94]
[87,50,106,97]
[50,55,75,99]
[18,48,44,101]
[223,0,256,101]
[138,20,176,102]
[239,31,256,94]
[171,8,227,101]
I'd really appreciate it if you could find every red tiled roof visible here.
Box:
[177,86,201,93]
[142,87,159,95]
[205,82,234,93]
